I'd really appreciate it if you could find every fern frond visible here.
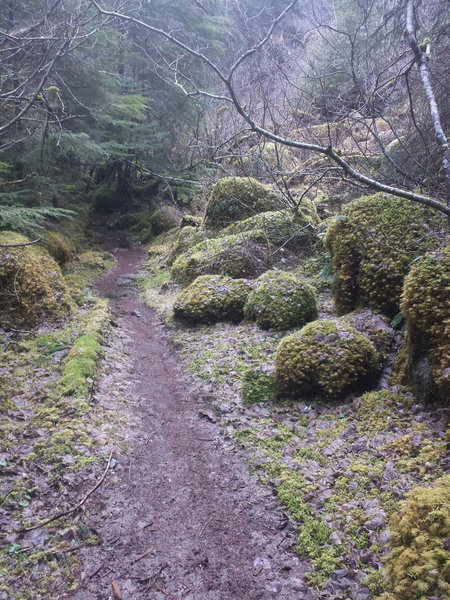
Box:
[0,206,74,237]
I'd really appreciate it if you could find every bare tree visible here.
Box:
[91,0,450,218]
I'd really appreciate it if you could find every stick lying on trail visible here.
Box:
[21,450,114,532]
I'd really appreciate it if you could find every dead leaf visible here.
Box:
[198,410,217,423]
[111,579,122,599]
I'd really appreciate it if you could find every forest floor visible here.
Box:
[1,232,447,600]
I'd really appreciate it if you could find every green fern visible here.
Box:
[0,206,74,238]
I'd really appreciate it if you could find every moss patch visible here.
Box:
[241,369,276,404]
[379,474,450,600]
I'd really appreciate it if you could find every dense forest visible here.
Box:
[0,1,449,599]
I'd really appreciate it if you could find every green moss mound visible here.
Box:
[150,206,182,234]
[324,194,445,316]
[220,208,318,250]
[275,319,380,399]
[242,369,276,404]
[173,275,252,324]
[244,271,317,330]
[379,474,450,600]
[204,177,284,229]
[58,299,109,397]
[171,231,274,286]
[44,231,73,266]
[0,231,73,328]
[354,391,414,433]
[401,245,450,403]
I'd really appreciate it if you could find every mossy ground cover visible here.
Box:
[164,317,447,598]
[0,250,129,599]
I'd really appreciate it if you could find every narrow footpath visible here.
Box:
[68,239,307,600]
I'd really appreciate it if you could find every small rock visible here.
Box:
[130,310,142,318]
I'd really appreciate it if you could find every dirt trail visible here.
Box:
[68,238,307,600]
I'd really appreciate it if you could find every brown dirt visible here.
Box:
[67,237,307,600]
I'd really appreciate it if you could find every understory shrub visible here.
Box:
[204,177,284,229]
[275,319,379,399]
[173,274,252,324]
[0,231,73,328]
[244,271,317,330]
[324,194,445,316]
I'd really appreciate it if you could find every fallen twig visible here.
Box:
[21,450,113,532]
[131,547,153,564]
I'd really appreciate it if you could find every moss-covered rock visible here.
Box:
[44,231,73,266]
[401,245,450,403]
[204,177,284,229]
[173,275,252,324]
[324,194,445,316]
[275,319,380,399]
[171,231,274,286]
[244,271,317,330]
[0,231,73,328]
[150,205,182,234]
[220,208,318,251]
[181,215,203,228]
[166,225,208,266]
[342,309,394,360]
[379,474,450,600]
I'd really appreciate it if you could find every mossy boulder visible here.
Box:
[44,231,73,266]
[173,275,253,324]
[171,232,274,286]
[204,177,284,229]
[167,225,208,266]
[379,474,450,600]
[0,231,72,328]
[220,208,318,251]
[401,246,450,403]
[324,194,445,316]
[342,309,394,360]
[244,271,317,330]
[275,319,380,399]
[150,206,182,234]
[181,215,203,228]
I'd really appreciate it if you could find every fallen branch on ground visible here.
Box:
[21,450,113,532]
